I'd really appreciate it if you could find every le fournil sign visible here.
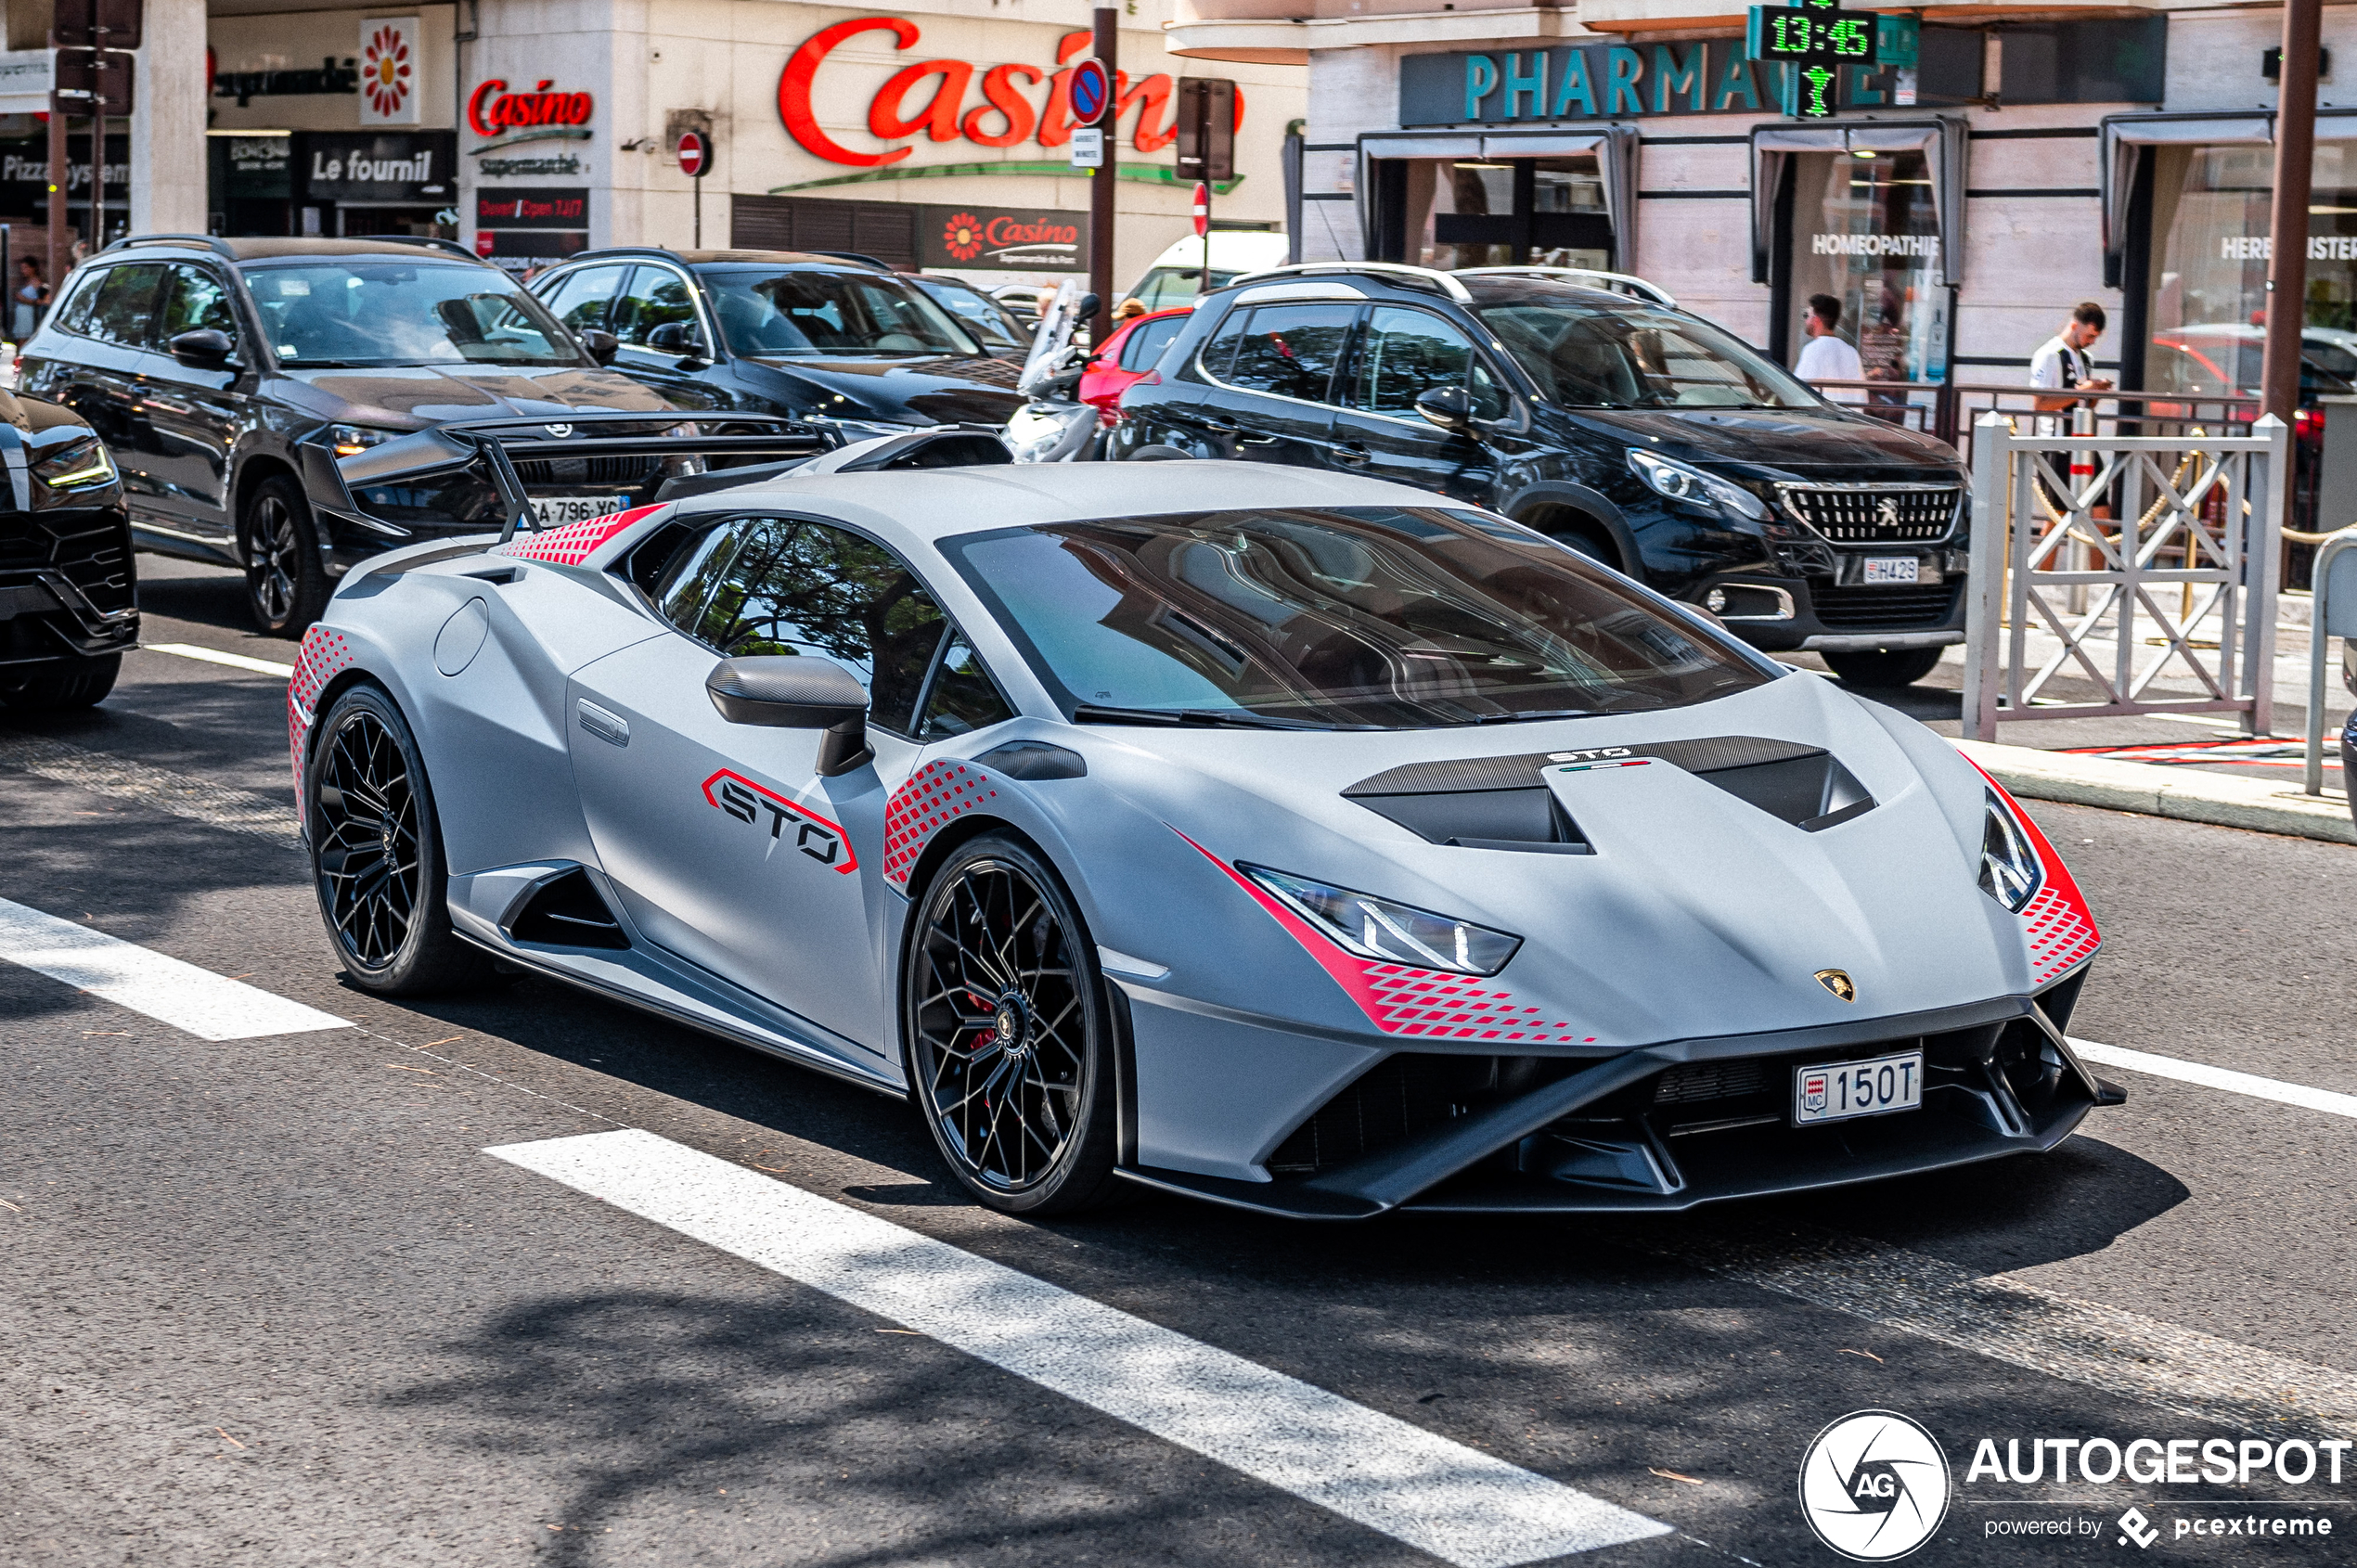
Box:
[1398,41,1900,124]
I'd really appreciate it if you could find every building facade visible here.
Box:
[1169,0,2357,394]
[185,0,1302,289]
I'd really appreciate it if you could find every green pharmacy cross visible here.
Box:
[1794,61,1838,118]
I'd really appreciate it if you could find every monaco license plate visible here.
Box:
[535,495,630,527]
[1794,1050,1923,1125]
[1861,556,1920,585]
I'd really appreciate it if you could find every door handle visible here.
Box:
[1333,442,1370,466]
[576,699,629,747]
[1199,415,1239,432]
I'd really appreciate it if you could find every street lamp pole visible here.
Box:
[2260,0,2323,425]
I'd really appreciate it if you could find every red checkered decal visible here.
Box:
[1958,755,2102,984]
[1177,831,1598,1045]
[493,504,668,566]
[287,624,354,823]
[882,760,999,887]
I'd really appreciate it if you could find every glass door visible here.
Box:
[1405,157,1613,271]
[1785,148,1947,385]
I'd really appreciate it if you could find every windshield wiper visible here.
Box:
[1071,703,1335,731]
[1443,708,1601,726]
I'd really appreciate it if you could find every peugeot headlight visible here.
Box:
[1977,790,2045,913]
[328,423,399,457]
[1627,450,1770,521]
[1241,864,1521,976]
[31,435,116,492]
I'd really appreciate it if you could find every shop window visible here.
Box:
[2144,143,2357,401]
[1786,149,1947,384]
[2000,19,2165,106]
[1406,157,1611,272]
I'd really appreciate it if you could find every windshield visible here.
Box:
[240,262,577,368]
[1475,288,1816,410]
[913,277,1029,353]
[1129,265,1242,312]
[944,506,1770,729]
[698,266,979,357]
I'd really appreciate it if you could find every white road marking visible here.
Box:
[2071,1037,2357,1122]
[142,642,297,679]
[0,733,301,850]
[1637,1221,2357,1441]
[0,898,350,1041]
[488,1128,1671,1568]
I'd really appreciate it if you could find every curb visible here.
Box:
[1951,739,2357,846]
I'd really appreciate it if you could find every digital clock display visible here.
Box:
[1746,5,1879,65]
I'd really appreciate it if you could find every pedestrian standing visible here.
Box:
[12,257,45,341]
[2030,301,2112,412]
[1794,294,1863,388]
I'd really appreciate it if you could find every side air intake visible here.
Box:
[508,868,629,950]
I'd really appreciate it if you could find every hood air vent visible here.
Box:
[1344,735,1874,838]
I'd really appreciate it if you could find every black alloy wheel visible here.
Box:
[305,684,486,996]
[906,835,1123,1215]
[244,474,331,637]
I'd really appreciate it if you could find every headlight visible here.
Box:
[1240,863,1522,976]
[328,424,400,457]
[31,436,116,491]
[1977,790,2045,913]
[1627,450,1770,521]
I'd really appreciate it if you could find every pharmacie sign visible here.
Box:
[780,17,1242,169]
[1399,41,1896,123]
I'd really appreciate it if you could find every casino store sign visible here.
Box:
[780,17,1240,168]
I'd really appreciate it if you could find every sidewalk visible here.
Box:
[1951,736,2356,846]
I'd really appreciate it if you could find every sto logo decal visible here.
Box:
[702,769,858,874]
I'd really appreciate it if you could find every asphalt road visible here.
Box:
[4,559,2354,1567]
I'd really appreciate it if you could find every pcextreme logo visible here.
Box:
[1799,1410,1952,1561]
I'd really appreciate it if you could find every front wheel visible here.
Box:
[1821,647,1947,688]
[305,683,489,996]
[904,834,1125,1215]
[244,474,331,638]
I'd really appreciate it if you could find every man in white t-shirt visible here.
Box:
[1794,293,1863,386]
[2029,301,2112,412]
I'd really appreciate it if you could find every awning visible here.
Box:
[2098,112,2273,289]
[1750,119,1965,289]
[1355,123,1642,273]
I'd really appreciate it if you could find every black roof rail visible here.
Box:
[369,236,492,263]
[100,233,238,261]
[560,246,689,265]
[813,251,895,271]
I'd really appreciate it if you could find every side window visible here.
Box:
[1193,307,1247,381]
[540,265,627,334]
[1355,305,1506,419]
[612,265,700,346]
[157,265,237,343]
[1221,303,1356,404]
[83,263,169,349]
[1119,315,1185,372]
[917,631,1014,739]
[654,518,947,737]
[50,270,108,337]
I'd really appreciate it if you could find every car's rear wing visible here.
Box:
[315,411,832,546]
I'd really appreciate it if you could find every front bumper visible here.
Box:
[1118,988,2118,1219]
[1700,571,1967,656]
[0,503,140,665]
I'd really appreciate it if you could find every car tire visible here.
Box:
[1821,648,1946,688]
[243,473,331,638]
[0,653,120,712]
[903,833,1127,1215]
[304,682,491,996]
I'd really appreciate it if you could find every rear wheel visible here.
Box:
[305,683,488,996]
[0,653,120,712]
[244,474,330,638]
[904,834,1125,1215]
[1821,648,1946,688]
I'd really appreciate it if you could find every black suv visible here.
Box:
[0,388,136,710]
[527,249,1024,441]
[1111,263,1970,687]
[19,235,681,636]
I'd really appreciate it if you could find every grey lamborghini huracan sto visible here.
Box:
[289,427,2119,1216]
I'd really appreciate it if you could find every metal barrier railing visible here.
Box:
[1803,380,2264,461]
[2304,529,2357,795]
[1959,411,2290,742]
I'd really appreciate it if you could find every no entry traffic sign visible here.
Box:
[1069,58,1111,126]
[1191,182,1209,238]
[677,129,712,178]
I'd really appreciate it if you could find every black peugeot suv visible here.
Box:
[18,235,685,636]
[1110,263,1971,687]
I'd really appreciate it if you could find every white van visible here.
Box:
[1125,230,1293,311]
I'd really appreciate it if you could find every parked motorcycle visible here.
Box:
[1005,279,1103,464]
